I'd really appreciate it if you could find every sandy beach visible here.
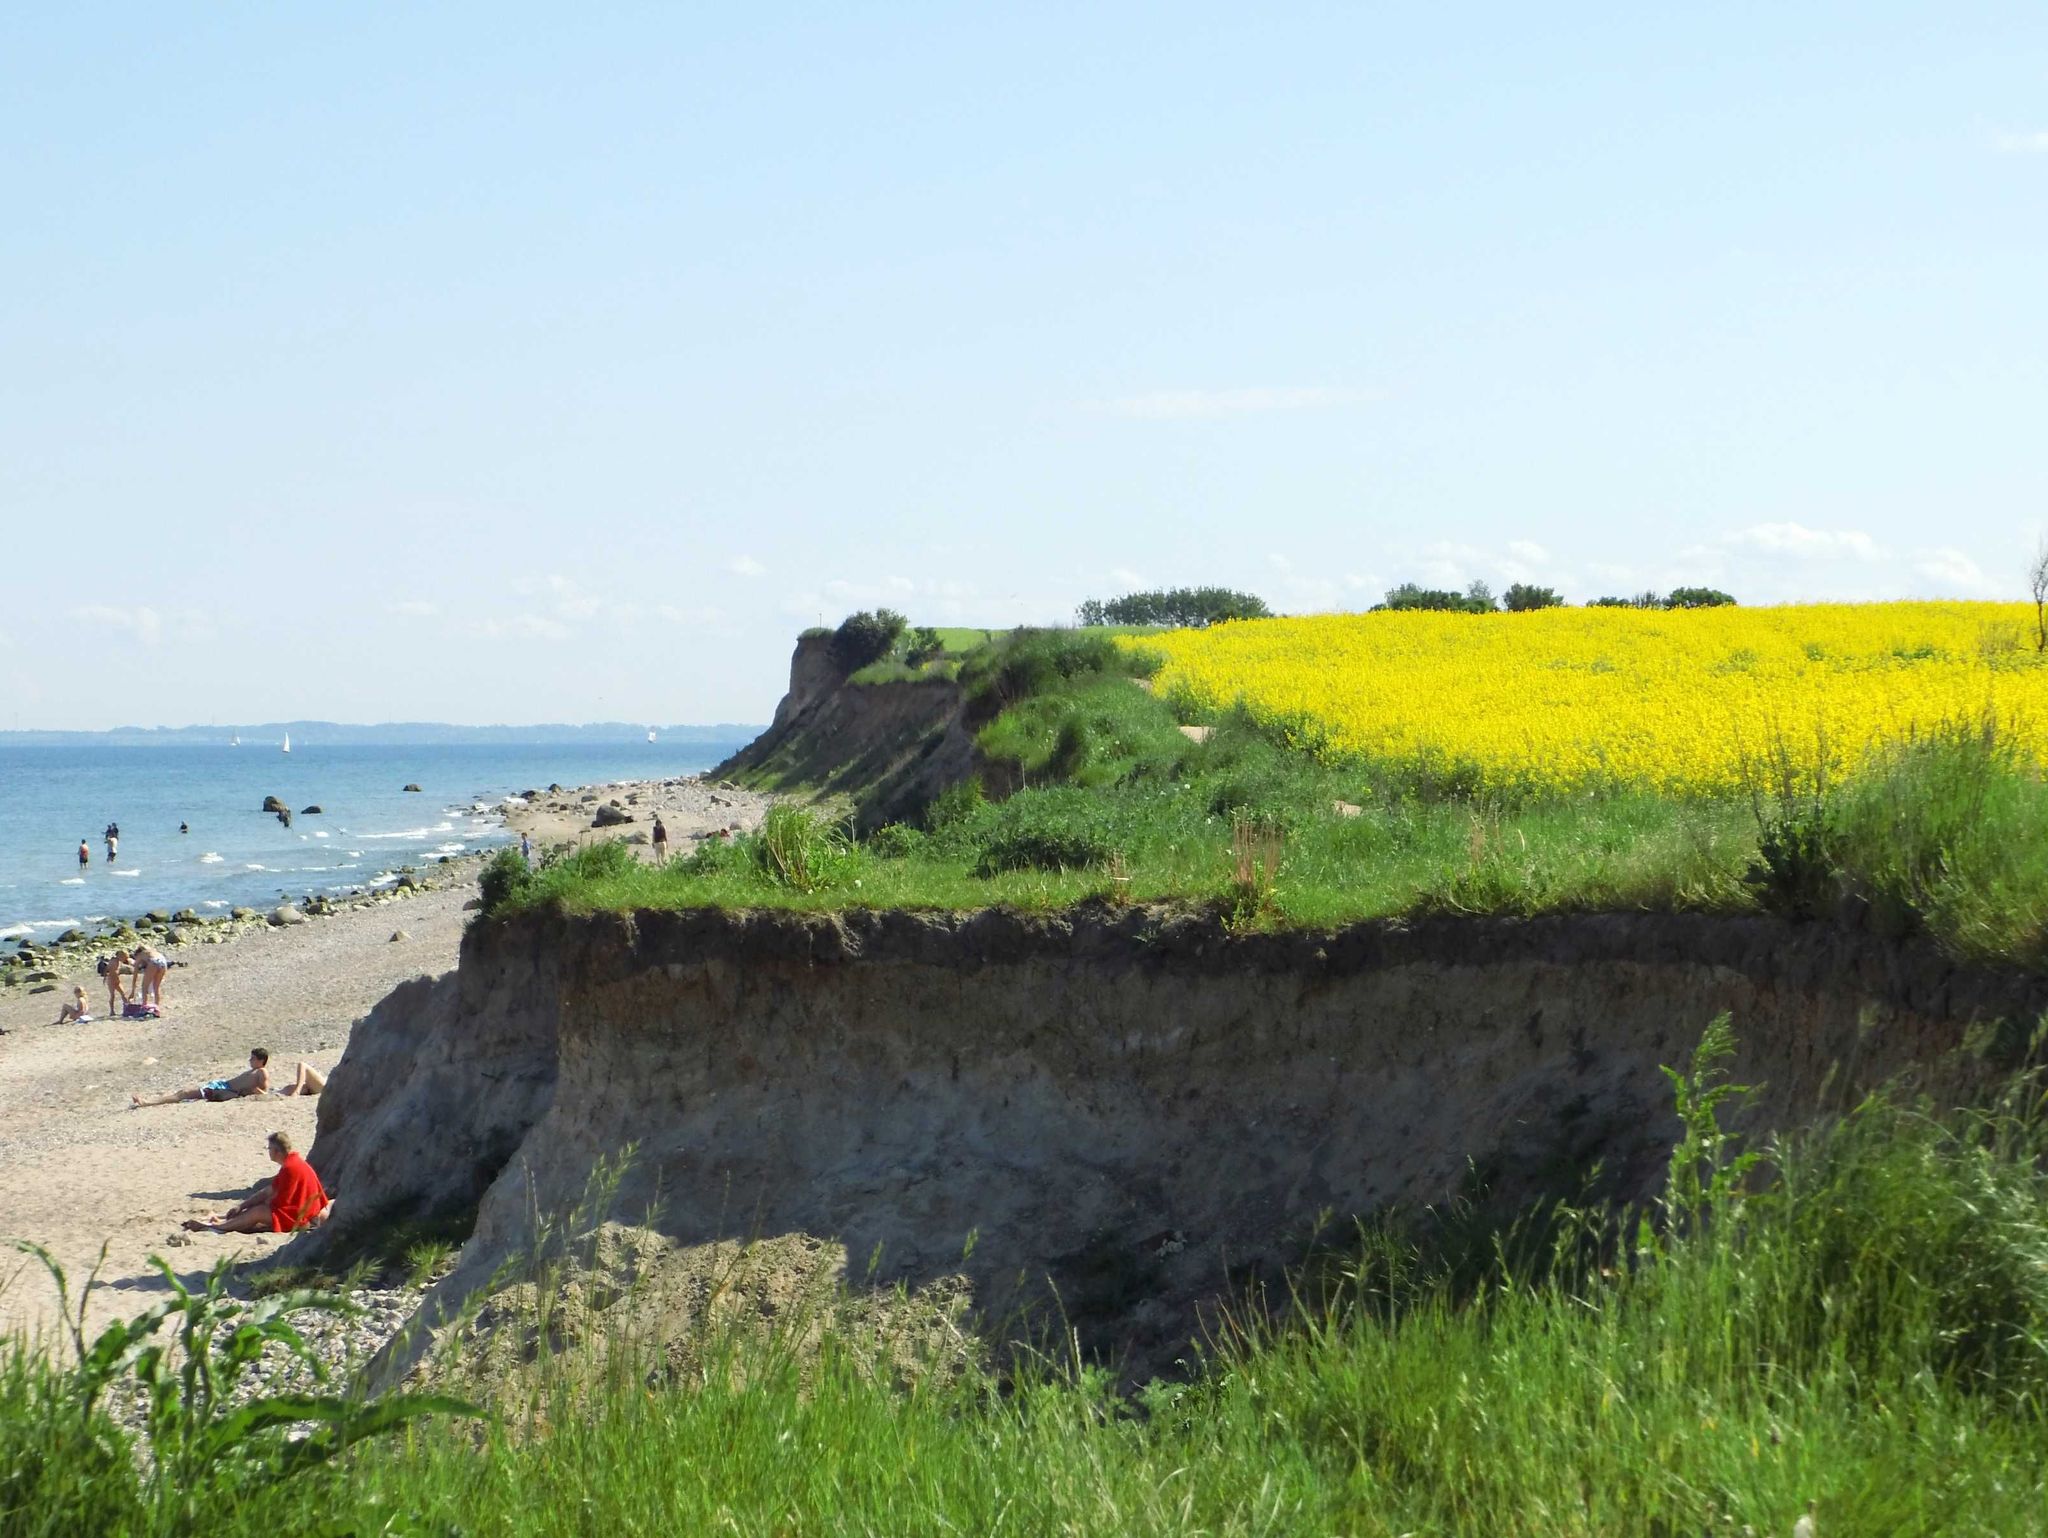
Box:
[0,774,771,1345]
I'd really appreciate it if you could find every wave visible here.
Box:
[313,831,329,839]
[245,863,269,872]
[199,852,224,864]
[358,822,457,841]
[111,869,140,878]
[60,877,85,886]
[0,918,82,936]
[203,900,229,909]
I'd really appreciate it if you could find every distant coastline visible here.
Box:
[0,721,764,748]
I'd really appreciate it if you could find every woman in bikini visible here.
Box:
[131,944,169,1008]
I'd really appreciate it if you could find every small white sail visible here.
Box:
[281,733,291,754]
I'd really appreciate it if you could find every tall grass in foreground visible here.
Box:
[8,1043,2047,1535]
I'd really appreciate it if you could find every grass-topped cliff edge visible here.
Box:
[487,616,2048,969]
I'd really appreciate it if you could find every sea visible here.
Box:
[0,738,751,940]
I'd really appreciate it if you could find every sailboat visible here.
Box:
[647,727,657,744]
[281,733,291,755]
[230,734,240,748]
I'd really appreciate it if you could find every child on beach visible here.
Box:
[100,949,130,1017]
[53,985,92,1025]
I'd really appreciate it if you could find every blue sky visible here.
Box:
[2,3,2044,728]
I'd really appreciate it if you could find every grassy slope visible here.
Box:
[507,627,2048,965]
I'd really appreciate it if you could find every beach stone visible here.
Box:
[262,795,287,813]
[402,784,422,793]
[462,898,483,911]
[592,805,633,828]
[56,929,86,944]
[143,910,170,924]
[390,930,410,943]
[625,832,648,845]
[28,984,56,995]
[231,907,259,921]
[269,906,308,927]
[173,908,198,923]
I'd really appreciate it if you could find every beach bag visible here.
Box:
[96,955,111,977]
[122,1002,161,1019]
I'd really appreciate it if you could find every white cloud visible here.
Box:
[1267,553,1294,573]
[728,555,767,578]
[1914,547,1995,592]
[657,604,728,626]
[466,614,573,642]
[385,599,438,618]
[1718,523,1889,561]
[1993,129,2048,154]
[1508,540,1551,566]
[1108,566,1147,588]
[75,605,164,644]
[1100,386,1376,421]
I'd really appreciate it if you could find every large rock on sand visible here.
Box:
[591,804,633,828]
[269,906,309,927]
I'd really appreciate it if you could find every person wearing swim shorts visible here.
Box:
[78,839,90,867]
[131,1048,271,1107]
[182,1130,331,1234]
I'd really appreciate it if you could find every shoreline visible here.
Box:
[0,770,772,1346]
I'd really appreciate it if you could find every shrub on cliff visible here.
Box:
[829,610,909,673]
[973,787,1118,875]
[478,847,534,916]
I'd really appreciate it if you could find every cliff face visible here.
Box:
[312,903,2046,1379]
[709,633,974,829]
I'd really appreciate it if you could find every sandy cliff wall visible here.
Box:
[710,633,974,829]
[312,903,2048,1376]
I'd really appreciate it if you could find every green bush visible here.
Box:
[973,787,1119,874]
[829,609,908,673]
[866,822,926,859]
[1502,583,1563,612]
[751,805,862,893]
[924,777,986,833]
[478,846,533,916]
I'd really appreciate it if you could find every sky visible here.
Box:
[2,3,2044,729]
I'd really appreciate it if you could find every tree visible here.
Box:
[1379,582,1495,614]
[1665,587,1737,609]
[1502,583,1563,612]
[828,609,908,672]
[1075,587,1272,629]
[2030,540,2048,653]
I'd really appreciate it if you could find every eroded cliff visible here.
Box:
[309,903,2048,1379]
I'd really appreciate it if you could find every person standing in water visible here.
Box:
[77,839,90,867]
[104,829,118,862]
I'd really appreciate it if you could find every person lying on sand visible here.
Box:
[181,1130,332,1235]
[54,985,92,1025]
[131,1047,271,1107]
[275,1060,327,1097]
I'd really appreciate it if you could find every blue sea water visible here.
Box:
[0,739,750,938]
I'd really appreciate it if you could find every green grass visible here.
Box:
[492,628,2048,966]
[9,1050,2045,1535]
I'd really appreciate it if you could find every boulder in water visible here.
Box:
[261,795,287,813]
[402,783,422,793]
[301,805,323,815]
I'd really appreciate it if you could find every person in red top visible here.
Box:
[182,1131,332,1234]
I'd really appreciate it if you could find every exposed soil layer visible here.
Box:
[308,902,2048,1381]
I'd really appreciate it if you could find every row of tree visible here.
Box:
[1074,587,1273,628]
[1377,582,1737,613]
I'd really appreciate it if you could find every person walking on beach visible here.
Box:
[520,832,533,868]
[130,1047,271,1107]
[181,1131,330,1234]
[131,943,169,1008]
[652,816,668,862]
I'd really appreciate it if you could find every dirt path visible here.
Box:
[0,886,472,1344]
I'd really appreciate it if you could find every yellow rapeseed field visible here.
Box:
[1129,603,2048,795]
